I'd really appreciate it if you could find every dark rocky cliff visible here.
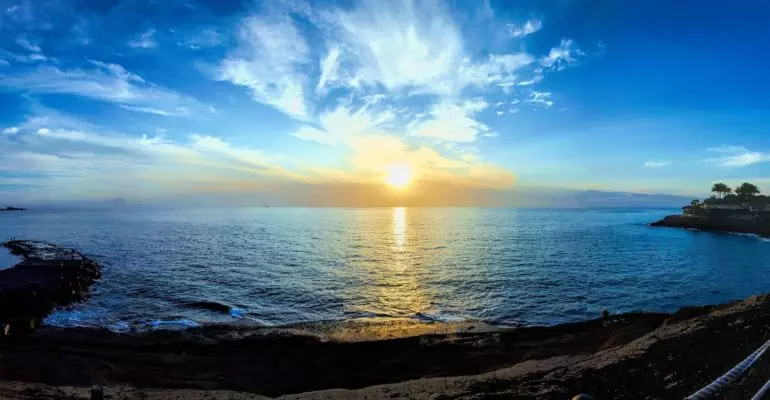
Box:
[651,213,770,237]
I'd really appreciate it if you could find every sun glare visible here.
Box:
[384,163,413,190]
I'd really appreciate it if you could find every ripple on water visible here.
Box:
[2,207,770,330]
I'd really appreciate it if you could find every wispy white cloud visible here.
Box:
[517,75,543,86]
[118,106,185,117]
[317,0,465,93]
[178,28,225,49]
[128,29,157,49]
[214,1,582,129]
[409,99,490,143]
[456,53,534,90]
[315,1,534,95]
[706,145,770,167]
[526,90,553,108]
[644,161,670,168]
[217,14,311,120]
[2,126,20,135]
[293,104,396,147]
[316,46,342,94]
[707,145,750,154]
[15,36,41,52]
[542,39,583,71]
[507,20,542,38]
[0,111,350,200]
[1,61,206,117]
[0,50,49,64]
[4,1,34,24]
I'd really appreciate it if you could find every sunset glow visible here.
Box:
[384,164,414,190]
[1,0,765,208]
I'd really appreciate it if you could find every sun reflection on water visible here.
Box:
[393,207,406,249]
[345,207,434,320]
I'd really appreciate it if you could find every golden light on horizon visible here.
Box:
[384,163,413,190]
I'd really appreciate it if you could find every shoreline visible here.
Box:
[4,241,770,398]
[0,310,671,398]
[1,295,768,399]
[651,213,770,237]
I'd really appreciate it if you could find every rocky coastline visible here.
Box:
[0,240,101,337]
[651,211,770,237]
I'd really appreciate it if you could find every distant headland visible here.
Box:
[651,182,770,236]
[0,206,26,212]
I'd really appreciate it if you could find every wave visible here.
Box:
[43,310,96,328]
[412,311,469,323]
[728,232,770,242]
[344,311,397,319]
[44,309,203,333]
[150,319,200,330]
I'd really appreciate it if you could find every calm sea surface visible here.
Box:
[1,207,769,331]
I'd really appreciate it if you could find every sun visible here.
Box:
[384,163,413,190]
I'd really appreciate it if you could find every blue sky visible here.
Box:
[1,0,769,206]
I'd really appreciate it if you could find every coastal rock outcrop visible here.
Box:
[0,240,101,336]
[651,213,770,236]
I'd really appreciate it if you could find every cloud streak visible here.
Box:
[507,20,542,38]
[1,61,207,117]
[128,29,157,49]
[644,161,670,168]
[706,145,770,167]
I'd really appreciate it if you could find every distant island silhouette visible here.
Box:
[1,207,26,211]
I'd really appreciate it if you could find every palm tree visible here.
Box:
[735,182,760,199]
[711,182,732,199]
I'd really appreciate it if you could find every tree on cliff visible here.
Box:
[711,183,732,198]
[735,182,760,199]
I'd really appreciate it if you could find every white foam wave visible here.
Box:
[412,311,468,323]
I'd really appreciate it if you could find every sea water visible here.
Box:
[1,207,769,331]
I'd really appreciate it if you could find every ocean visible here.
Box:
[1,207,769,332]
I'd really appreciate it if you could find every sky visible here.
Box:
[1,0,770,207]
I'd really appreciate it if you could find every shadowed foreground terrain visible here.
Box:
[2,294,770,399]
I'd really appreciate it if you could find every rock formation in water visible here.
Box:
[651,213,770,236]
[651,196,770,236]
[0,241,101,337]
